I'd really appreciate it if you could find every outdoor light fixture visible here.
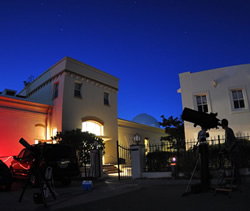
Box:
[133,133,141,145]
[213,80,217,87]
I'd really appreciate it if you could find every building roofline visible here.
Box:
[0,95,52,115]
[19,57,120,96]
[65,56,119,82]
[179,63,250,76]
[118,118,165,133]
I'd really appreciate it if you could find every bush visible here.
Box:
[51,129,105,167]
[238,139,250,168]
[145,151,173,172]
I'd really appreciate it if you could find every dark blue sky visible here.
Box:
[1,0,250,122]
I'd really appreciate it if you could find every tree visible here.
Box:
[159,115,185,151]
[51,129,105,167]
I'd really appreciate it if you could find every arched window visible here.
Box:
[82,120,104,136]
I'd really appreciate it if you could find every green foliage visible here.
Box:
[177,149,199,175]
[51,128,105,167]
[159,115,185,151]
[145,151,173,172]
[208,139,250,169]
[238,139,250,168]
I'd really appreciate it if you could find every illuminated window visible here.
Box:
[53,82,59,99]
[74,82,82,98]
[35,124,45,140]
[231,90,245,109]
[52,128,57,137]
[144,138,149,155]
[196,95,208,112]
[82,121,104,136]
[104,92,110,105]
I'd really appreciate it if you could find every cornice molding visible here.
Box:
[66,57,119,82]
[26,68,118,98]
[65,70,118,93]
[0,96,52,116]
[118,118,165,134]
[27,71,64,97]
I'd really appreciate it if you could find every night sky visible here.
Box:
[1,0,250,122]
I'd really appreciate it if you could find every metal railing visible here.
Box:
[116,141,132,180]
[144,135,250,175]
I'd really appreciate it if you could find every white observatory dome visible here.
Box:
[132,113,160,128]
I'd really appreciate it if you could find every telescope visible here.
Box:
[181,107,220,130]
[19,138,32,150]
[19,138,40,155]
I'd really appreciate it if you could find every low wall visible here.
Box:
[142,172,172,179]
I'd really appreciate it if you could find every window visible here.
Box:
[82,121,104,136]
[144,138,149,155]
[196,95,208,112]
[53,82,59,99]
[35,124,45,140]
[231,90,245,109]
[104,92,110,105]
[52,128,57,137]
[74,82,82,98]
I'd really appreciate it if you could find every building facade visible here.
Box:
[0,57,165,165]
[179,64,250,142]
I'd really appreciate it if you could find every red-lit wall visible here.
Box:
[0,96,52,166]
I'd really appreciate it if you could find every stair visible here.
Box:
[103,164,119,174]
[215,177,234,193]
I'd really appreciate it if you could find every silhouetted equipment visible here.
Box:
[19,138,33,150]
[18,138,56,207]
[0,160,12,191]
[182,143,210,196]
[181,107,220,130]
[181,108,217,196]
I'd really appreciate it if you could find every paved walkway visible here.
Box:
[1,176,250,211]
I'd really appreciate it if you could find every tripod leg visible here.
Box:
[183,158,199,195]
[40,169,56,200]
[33,167,47,208]
[19,169,35,202]
[36,167,57,207]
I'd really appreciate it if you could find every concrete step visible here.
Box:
[103,165,119,174]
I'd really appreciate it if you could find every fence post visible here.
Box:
[218,135,221,150]
[130,144,145,179]
[90,149,103,178]
[116,141,121,181]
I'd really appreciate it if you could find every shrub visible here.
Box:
[145,151,173,172]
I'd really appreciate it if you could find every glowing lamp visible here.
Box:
[133,133,141,145]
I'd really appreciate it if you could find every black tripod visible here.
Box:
[182,142,210,196]
[19,154,56,208]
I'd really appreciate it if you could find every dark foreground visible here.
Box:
[1,177,250,211]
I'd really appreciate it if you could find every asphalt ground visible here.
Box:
[1,176,250,211]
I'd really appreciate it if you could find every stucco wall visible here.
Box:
[0,96,51,165]
[118,119,165,147]
[179,64,250,141]
[61,72,119,164]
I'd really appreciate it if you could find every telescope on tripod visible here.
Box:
[18,138,56,207]
[181,108,221,195]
